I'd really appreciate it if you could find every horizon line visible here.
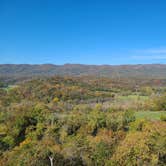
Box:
[0,63,166,66]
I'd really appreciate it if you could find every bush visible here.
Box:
[123,110,136,127]
[130,119,146,131]
[152,94,166,111]
[160,114,166,121]
[106,113,123,131]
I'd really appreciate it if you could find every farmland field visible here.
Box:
[135,111,166,120]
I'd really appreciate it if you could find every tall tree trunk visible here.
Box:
[49,156,54,166]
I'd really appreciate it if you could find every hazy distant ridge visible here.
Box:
[0,64,166,78]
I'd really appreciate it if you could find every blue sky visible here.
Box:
[0,0,166,65]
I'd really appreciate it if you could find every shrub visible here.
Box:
[123,110,136,127]
[160,114,166,121]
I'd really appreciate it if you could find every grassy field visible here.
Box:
[135,111,166,120]
[1,85,18,91]
[117,95,149,101]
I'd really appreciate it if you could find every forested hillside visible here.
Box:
[1,64,166,79]
[0,76,166,165]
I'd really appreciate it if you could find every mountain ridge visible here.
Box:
[0,64,166,79]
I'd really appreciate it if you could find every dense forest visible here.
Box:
[0,75,166,166]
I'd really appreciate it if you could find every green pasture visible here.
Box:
[117,95,149,101]
[135,111,166,120]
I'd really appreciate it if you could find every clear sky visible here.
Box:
[1,0,166,65]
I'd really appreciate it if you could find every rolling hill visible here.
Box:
[0,64,166,82]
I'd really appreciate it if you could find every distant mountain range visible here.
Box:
[0,64,166,79]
